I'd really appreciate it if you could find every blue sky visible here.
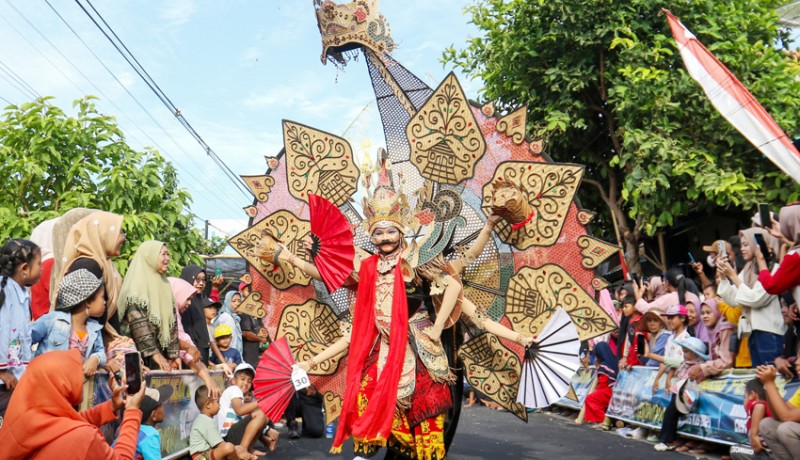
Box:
[0,0,480,240]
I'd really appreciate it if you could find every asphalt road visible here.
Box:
[261,406,696,460]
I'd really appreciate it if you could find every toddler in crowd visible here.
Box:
[211,324,242,368]
[190,384,256,460]
[730,379,772,459]
[31,269,107,377]
[217,363,278,456]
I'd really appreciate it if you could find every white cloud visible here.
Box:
[159,0,197,29]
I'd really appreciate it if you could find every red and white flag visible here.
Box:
[665,9,800,184]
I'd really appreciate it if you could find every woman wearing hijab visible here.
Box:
[118,241,179,372]
[169,277,222,400]
[29,217,58,320]
[647,275,667,300]
[50,208,95,297]
[717,228,786,366]
[583,341,619,424]
[632,267,701,315]
[688,298,734,380]
[52,211,126,329]
[213,291,243,354]
[758,203,800,299]
[179,264,212,364]
[0,349,146,459]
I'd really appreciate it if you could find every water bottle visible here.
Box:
[325,423,334,438]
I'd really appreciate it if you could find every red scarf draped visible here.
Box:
[332,254,410,450]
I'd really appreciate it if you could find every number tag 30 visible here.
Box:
[291,365,311,391]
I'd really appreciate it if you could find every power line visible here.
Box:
[0,68,37,100]
[74,0,252,200]
[0,4,244,223]
[0,58,40,100]
[37,0,244,221]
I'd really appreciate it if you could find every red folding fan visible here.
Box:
[308,194,355,292]
[253,337,297,424]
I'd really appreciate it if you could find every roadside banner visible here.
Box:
[94,370,226,459]
[607,366,798,446]
[556,367,597,410]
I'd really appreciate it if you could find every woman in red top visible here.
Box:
[758,204,800,295]
[0,349,146,459]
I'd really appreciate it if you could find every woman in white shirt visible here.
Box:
[717,228,786,366]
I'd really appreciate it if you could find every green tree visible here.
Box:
[0,96,221,274]
[444,0,800,273]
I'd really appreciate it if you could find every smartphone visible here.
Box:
[214,267,223,277]
[729,333,740,353]
[717,241,727,258]
[636,334,646,355]
[758,203,771,228]
[753,233,770,259]
[688,252,696,263]
[124,352,143,395]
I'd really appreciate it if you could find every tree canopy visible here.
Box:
[443,0,800,271]
[0,96,219,273]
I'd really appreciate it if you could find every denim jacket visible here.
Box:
[0,276,32,380]
[31,311,107,366]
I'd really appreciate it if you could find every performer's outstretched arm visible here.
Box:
[278,247,323,281]
[459,295,534,347]
[450,216,499,275]
[296,336,349,373]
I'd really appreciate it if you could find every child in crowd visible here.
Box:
[116,385,173,460]
[0,239,41,420]
[639,309,670,367]
[730,379,772,460]
[654,337,709,452]
[217,363,278,456]
[211,325,243,367]
[190,384,256,460]
[31,269,107,377]
[201,297,233,374]
[652,304,691,396]
[617,296,641,369]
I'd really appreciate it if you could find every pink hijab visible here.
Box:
[648,276,667,298]
[780,204,800,251]
[701,298,734,353]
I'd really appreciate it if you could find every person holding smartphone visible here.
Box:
[717,229,786,367]
[0,349,147,459]
[757,203,800,298]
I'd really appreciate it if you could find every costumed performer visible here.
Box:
[275,182,533,459]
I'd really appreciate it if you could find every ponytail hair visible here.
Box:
[0,239,41,309]
[664,267,687,306]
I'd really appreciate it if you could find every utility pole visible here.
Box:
[204,220,209,240]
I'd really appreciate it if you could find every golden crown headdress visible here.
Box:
[360,149,417,235]
[313,0,395,65]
